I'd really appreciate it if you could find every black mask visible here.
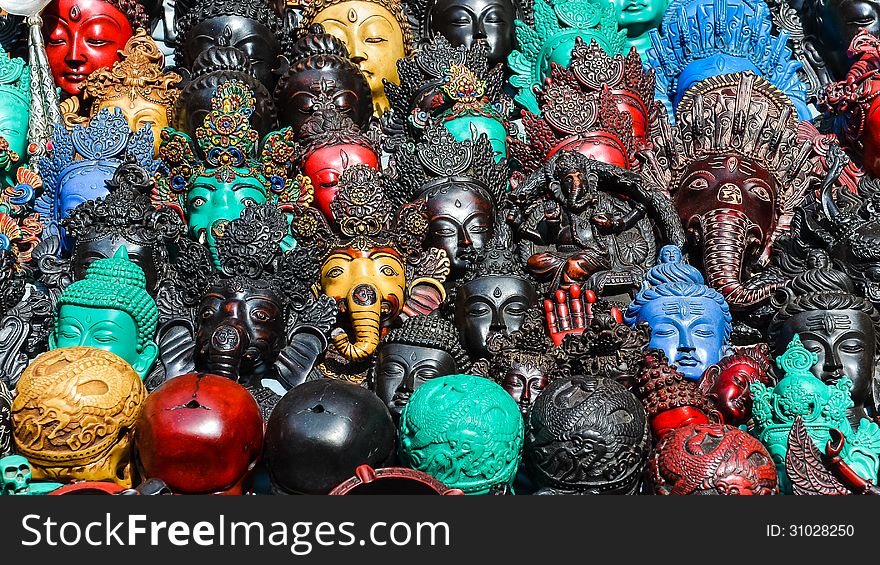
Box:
[428,0,516,68]
[375,343,458,419]
[455,275,538,358]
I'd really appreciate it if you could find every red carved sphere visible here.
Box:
[651,423,778,495]
[135,373,264,495]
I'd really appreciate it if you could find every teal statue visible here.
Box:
[0,44,30,190]
[646,0,810,120]
[624,245,733,382]
[154,80,311,267]
[751,334,880,494]
[35,106,156,250]
[49,247,159,380]
[508,0,627,114]
[610,0,667,57]
[398,373,524,494]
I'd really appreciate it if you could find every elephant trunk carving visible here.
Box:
[332,282,383,361]
[699,209,784,309]
[204,324,245,381]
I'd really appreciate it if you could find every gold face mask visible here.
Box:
[321,247,407,361]
[307,0,410,116]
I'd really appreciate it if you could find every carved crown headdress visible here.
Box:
[154,80,312,220]
[175,0,292,60]
[382,34,506,150]
[35,107,157,234]
[647,0,807,120]
[640,72,814,251]
[390,121,508,207]
[508,0,626,114]
[80,29,181,123]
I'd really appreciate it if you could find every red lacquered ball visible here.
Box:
[135,373,264,494]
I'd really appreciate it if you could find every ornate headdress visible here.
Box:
[175,0,291,62]
[508,0,626,114]
[76,29,181,124]
[0,43,30,108]
[390,121,507,208]
[0,210,40,313]
[635,348,712,419]
[154,80,311,220]
[476,307,564,382]
[382,34,507,151]
[295,100,379,162]
[297,0,415,55]
[639,72,814,253]
[647,0,808,119]
[379,313,470,371]
[35,107,157,238]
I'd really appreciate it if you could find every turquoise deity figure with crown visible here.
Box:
[154,80,311,268]
[646,0,810,120]
[49,247,160,380]
[508,0,627,114]
[750,334,880,494]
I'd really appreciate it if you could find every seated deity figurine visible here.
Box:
[61,29,181,156]
[373,314,470,420]
[41,0,148,95]
[768,260,880,427]
[625,245,733,381]
[297,0,415,116]
[508,0,627,114]
[175,0,289,93]
[0,43,30,191]
[49,247,159,380]
[646,0,809,119]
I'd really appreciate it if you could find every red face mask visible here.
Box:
[43,0,134,95]
[303,144,380,221]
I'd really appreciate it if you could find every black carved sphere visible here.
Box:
[525,376,650,494]
[264,379,396,494]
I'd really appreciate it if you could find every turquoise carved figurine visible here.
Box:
[0,43,30,190]
[750,334,880,494]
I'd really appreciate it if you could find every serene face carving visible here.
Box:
[640,296,728,381]
[0,96,29,180]
[195,284,286,384]
[820,0,880,79]
[58,162,119,221]
[277,73,372,136]
[186,173,268,267]
[96,98,168,155]
[501,360,550,418]
[51,305,158,378]
[424,183,495,281]
[778,309,876,416]
[429,0,515,67]
[706,361,759,425]
[443,115,508,162]
[303,144,380,221]
[675,55,761,107]
[182,16,281,92]
[611,0,665,38]
[43,0,134,95]
[311,1,406,115]
[72,235,159,293]
[455,275,538,358]
[375,344,457,418]
[321,247,407,360]
[675,154,778,243]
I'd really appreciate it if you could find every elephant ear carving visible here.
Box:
[407,247,451,292]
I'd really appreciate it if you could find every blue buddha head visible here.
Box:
[647,0,811,120]
[625,245,733,381]
[35,107,157,250]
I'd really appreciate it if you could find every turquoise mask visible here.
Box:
[0,44,30,189]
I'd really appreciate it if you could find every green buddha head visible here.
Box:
[0,44,31,187]
[155,80,311,267]
[50,247,159,380]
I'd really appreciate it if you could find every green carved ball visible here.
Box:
[398,374,525,495]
